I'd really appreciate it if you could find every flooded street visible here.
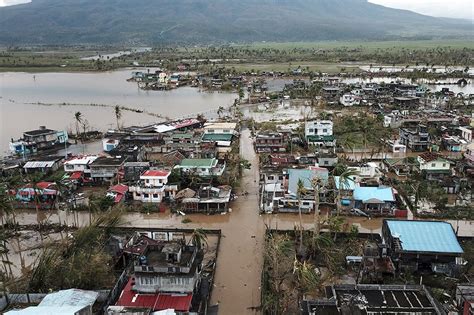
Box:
[0,70,237,155]
[5,127,474,314]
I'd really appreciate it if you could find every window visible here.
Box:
[442,163,446,167]
[66,165,74,170]
[223,129,230,133]
[153,194,159,198]
[431,163,436,167]
[324,160,329,165]
[309,128,314,133]
[146,179,150,183]
[323,129,327,133]
[207,129,215,133]
[144,193,149,198]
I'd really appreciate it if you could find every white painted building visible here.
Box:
[339,94,360,107]
[203,122,238,136]
[305,120,333,137]
[63,155,99,174]
[417,153,451,172]
[459,126,473,142]
[129,170,178,203]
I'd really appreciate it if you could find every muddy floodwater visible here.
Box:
[6,128,474,314]
[0,70,237,155]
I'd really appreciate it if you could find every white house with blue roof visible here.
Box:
[353,186,396,215]
[382,220,464,276]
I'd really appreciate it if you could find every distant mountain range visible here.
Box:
[0,0,472,45]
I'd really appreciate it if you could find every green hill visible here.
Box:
[0,0,471,45]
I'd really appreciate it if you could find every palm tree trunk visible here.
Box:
[298,199,303,253]
[313,186,320,239]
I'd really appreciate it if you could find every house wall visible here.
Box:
[459,127,472,142]
[141,176,168,187]
[418,158,450,171]
[133,191,165,203]
[90,166,120,179]
[64,163,89,173]
[134,272,197,293]
[305,121,333,137]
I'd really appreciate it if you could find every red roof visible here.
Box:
[109,184,129,195]
[36,182,55,189]
[156,293,192,311]
[116,278,158,309]
[142,170,170,177]
[69,171,83,180]
[116,278,192,311]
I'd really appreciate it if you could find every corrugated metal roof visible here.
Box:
[23,161,57,168]
[156,294,192,312]
[353,186,395,202]
[179,158,216,168]
[5,306,87,315]
[39,289,98,307]
[386,220,463,254]
[288,168,329,195]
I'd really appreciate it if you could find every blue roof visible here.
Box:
[386,220,463,254]
[288,168,328,195]
[353,186,395,202]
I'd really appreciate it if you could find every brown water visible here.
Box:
[5,128,474,315]
[0,70,237,155]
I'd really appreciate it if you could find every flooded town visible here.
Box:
[0,1,474,314]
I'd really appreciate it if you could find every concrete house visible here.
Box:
[174,158,225,177]
[89,156,127,183]
[417,152,452,179]
[64,155,99,180]
[255,132,287,153]
[305,120,335,147]
[399,124,430,152]
[382,220,464,275]
[129,170,178,203]
[353,186,396,215]
[115,241,202,313]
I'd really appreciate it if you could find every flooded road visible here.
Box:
[0,70,237,155]
[6,127,474,315]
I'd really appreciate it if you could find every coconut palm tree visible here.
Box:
[311,177,324,243]
[293,258,320,298]
[217,106,225,119]
[296,179,307,254]
[74,111,82,142]
[114,105,122,130]
[335,168,360,216]
[188,228,208,250]
[0,188,15,226]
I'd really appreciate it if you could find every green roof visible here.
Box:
[179,158,216,168]
[306,135,334,142]
[202,133,234,141]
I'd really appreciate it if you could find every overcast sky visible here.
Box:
[0,0,473,20]
[369,0,473,20]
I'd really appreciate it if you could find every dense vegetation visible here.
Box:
[0,0,471,45]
